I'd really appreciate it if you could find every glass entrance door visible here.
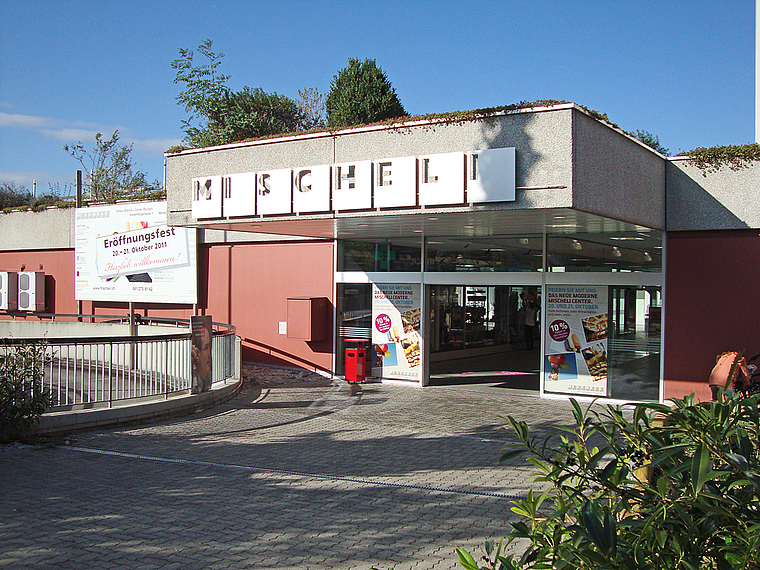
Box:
[428,285,541,390]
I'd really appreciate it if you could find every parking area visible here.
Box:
[1,365,579,570]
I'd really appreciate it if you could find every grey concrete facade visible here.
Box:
[667,157,760,230]
[1,104,759,253]
[164,104,668,236]
[572,110,666,230]
[0,207,75,251]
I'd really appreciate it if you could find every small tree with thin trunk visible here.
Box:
[64,130,153,202]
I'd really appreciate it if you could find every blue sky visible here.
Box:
[0,0,755,194]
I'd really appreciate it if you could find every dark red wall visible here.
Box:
[198,241,335,370]
[0,240,335,372]
[664,230,760,401]
[0,249,78,315]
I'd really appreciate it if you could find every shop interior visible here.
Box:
[428,285,541,391]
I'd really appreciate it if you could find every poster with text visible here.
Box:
[544,285,608,396]
[191,315,213,393]
[75,202,197,303]
[371,284,422,381]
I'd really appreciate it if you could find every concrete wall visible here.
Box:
[667,158,760,230]
[0,208,75,250]
[572,110,666,230]
[0,320,175,339]
[165,106,577,228]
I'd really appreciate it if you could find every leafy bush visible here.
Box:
[0,181,32,209]
[458,395,760,570]
[0,343,53,442]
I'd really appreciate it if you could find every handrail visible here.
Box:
[1,312,236,334]
[0,315,238,411]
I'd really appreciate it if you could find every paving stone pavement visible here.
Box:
[1,364,583,570]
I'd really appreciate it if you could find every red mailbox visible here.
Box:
[344,339,367,383]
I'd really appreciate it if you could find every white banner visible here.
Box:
[75,202,197,304]
[95,225,189,278]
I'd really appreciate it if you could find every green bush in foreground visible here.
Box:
[458,395,760,570]
[0,343,53,442]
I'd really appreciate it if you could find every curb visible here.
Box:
[35,379,243,436]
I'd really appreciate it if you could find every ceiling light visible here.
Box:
[611,236,644,241]
[572,239,583,251]
[427,217,439,221]
[519,238,529,245]
[643,252,653,262]
[612,246,622,258]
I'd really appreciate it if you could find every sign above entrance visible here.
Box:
[191,147,516,220]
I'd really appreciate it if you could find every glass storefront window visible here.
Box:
[547,232,662,273]
[607,286,661,401]
[426,236,543,272]
[429,285,540,353]
[335,283,372,376]
[338,240,422,272]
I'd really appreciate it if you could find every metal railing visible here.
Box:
[0,317,237,411]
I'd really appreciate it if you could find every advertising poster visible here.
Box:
[191,315,213,393]
[75,202,197,303]
[544,286,609,396]
[371,284,422,381]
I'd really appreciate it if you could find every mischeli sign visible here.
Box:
[191,147,515,219]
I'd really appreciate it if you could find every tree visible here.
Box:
[631,129,670,156]
[0,182,61,211]
[205,86,304,144]
[325,58,407,128]
[171,38,230,147]
[171,39,309,147]
[457,393,760,569]
[296,87,326,131]
[64,130,153,202]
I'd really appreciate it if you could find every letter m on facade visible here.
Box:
[194,179,213,201]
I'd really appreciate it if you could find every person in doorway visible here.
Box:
[523,297,537,350]
[708,351,748,400]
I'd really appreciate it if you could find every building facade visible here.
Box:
[2,103,758,403]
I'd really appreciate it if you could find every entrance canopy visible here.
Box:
[186,207,662,273]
